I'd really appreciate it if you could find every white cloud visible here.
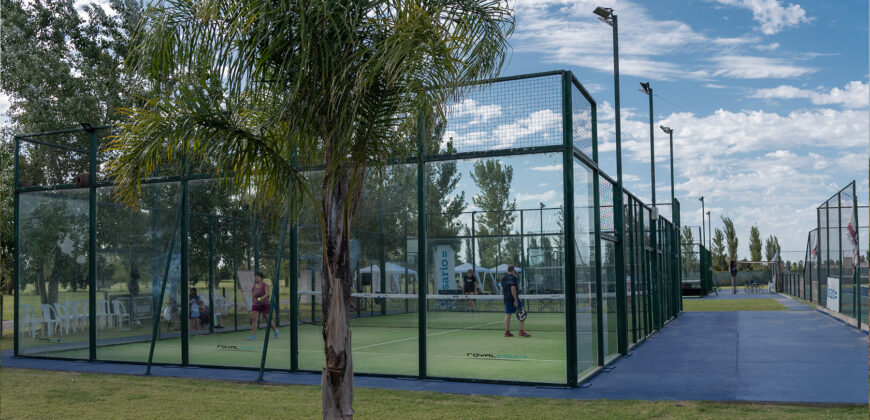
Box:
[446,98,502,127]
[512,0,811,82]
[711,55,815,79]
[704,83,728,89]
[602,104,867,258]
[512,0,744,80]
[714,0,812,34]
[531,164,562,172]
[442,108,561,151]
[755,42,780,51]
[750,81,870,109]
[516,190,559,204]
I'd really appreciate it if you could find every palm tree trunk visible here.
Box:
[320,167,357,419]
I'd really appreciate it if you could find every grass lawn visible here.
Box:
[682,299,787,312]
[0,368,864,420]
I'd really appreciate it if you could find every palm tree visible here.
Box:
[106,1,513,417]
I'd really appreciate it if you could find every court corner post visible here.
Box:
[416,112,428,379]
[561,70,578,385]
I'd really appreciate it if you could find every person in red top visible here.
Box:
[248,272,278,340]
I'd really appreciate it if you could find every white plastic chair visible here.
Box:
[66,300,88,330]
[96,299,111,328]
[53,302,74,334]
[76,299,89,329]
[21,304,43,338]
[111,299,130,328]
[40,304,60,337]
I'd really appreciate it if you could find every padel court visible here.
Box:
[26,293,607,384]
[12,71,682,387]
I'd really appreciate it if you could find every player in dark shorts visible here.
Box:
[462,269,479,311]
[501,265,530,337]
[248,272,278,340]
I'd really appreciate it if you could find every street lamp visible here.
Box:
[595,5,630,351]
[706,210,711,250]
[698,196,705,248]
[539,202,545,236]
[660,125,675,223]
[640,82,655,207]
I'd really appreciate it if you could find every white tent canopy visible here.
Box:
[492,263,522,273]
[359,262,417,276]
[358,262,417,293]
[454,263,493,274]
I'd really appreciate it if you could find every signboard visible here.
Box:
[826,277,839,312]
[433,245,455,291]
[237,270,256,311]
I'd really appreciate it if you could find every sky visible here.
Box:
[3,0,867,264]
[494,0,869,262]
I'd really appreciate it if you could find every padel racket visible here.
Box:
[516,301,527,321]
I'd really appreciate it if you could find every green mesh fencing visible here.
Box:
[781,181,864,329]
[12,71,684,387]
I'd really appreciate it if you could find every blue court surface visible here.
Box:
[3,293,867,404]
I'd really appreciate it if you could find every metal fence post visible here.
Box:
[13,136,20,356]
[180,156,189,365]
[562,71,579,384]
[88,129,98,361]
[416,113,428,379]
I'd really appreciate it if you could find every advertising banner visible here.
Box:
[433,245,456,291]
[826,277,839,312]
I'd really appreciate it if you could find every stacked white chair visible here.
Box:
[96,299,111,328]
[66,300,88,329]
[40,304,59,337]
[21,304,43,338]
[111,299,130,328]
[53,302,74,334]
[77,299,89,330]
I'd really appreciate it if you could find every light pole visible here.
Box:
[660,126,675,223]
[706,210,711,250]
[640,80,660,328]
[540,202,545,237]
[640,82,655,207]
[699,196,705,248]
[595,6,629,352]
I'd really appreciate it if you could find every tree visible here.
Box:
[470,160,518,268]
[1,0,146,296]
[680,226,698,274]
[721,216,738,263]
[106,2,513,417]
[0,138,12,293]
[711,228,726,271]
[749,224,762,262]
[764,234,780,262]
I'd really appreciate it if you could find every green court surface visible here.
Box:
[39,310,572,383]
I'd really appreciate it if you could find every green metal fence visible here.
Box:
[781,181,865,329]
[13,70,682,387]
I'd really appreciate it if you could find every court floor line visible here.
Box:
[352,320,504,351]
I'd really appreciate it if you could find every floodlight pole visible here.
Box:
[699,196,705,249]
[596,6,628,355]
[641,82,659,328]
[706,211,711,251]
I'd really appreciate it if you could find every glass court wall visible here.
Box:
[781,181,865,329]
[13,71,683,386]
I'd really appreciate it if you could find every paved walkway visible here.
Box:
[2,291,867,404]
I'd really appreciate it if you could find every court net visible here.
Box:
[297,291,607,332]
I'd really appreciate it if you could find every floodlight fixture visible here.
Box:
[593,6,614,26]
[660,125,673,134]
[79,122,95,133]
[640,82,651,95]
